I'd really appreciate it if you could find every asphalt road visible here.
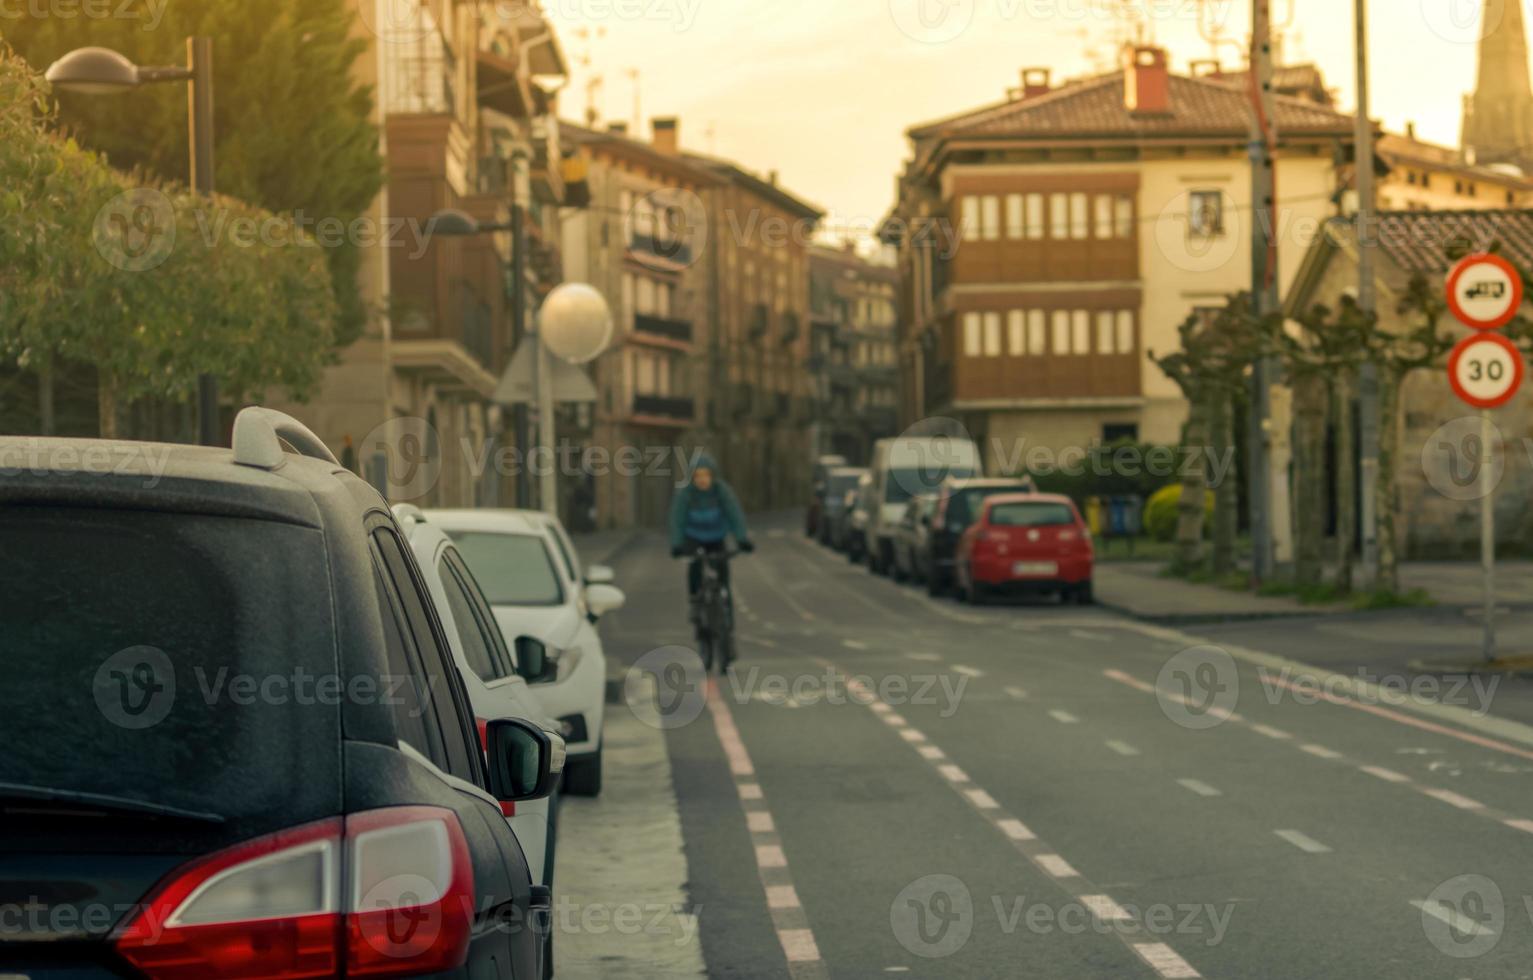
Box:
[591,514,1533,979]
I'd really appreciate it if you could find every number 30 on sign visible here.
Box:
[1448,332,1524,409]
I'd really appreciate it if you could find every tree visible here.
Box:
[1,0,383,345]
[0,49,339,435]
[1151,295,1268,576]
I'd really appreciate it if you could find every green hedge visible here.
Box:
[1143,484,1215,542]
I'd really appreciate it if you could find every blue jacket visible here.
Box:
[668,453,749,548]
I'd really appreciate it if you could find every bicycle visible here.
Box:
[687,547,739,674]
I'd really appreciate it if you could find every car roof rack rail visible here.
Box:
[232,406,340,470]
[391,503,427,525]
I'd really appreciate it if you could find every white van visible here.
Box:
[864,435,982,574]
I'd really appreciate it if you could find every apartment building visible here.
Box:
[270,0,572,507]
[1375,129,1533,211]
[884,46,1354,467]
[808,244,900,463]
[557,119,720,528]
[685,149,824,512]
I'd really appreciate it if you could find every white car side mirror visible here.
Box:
[586,564,616,585]
[585,583,625,618]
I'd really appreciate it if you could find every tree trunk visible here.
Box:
[1175,396,1210,573]
[1210,388,1239,576]
[1332,369,1356,593]
[37,357,56,436]
[1293,373,1328,585]
[1374,367,1404,594]
[98,371,118,439]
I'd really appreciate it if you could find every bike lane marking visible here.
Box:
[705,678,829,978]
[817,662,1205,979]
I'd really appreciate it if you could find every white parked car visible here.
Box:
[427,508,625,797]
[391,506,565,896]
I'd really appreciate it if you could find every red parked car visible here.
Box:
[954,493,1094,604]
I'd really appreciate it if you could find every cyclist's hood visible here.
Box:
[688,452,721,488]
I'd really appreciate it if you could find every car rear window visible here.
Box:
[447,530,564,606]
[989,502,1076,527]
[951,485,1031,526]
[0,507,341,839]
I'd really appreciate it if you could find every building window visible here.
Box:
[962,196,980,241]
[1072,310,1090,354]
[1116,311,1135,354]
[981,195,1001,240]
[1051,310,1071,353]
[1070,193,1090,239]
[1421,173,1431,189]
[1006,194,1025,239]
[1050,193,1069,239]
[1097,311,1116,354]
[1027,310,1047,354]
[963,312,982,356]
[983,312,1002,356]
[1007,310,1025,355]
[1026,193,1046,239]
[1094,195,1114,239]
[1189,190,1224,236]
[1103,423,1139,443]
[1406,171,1417,186]
[1114,195,1134,238]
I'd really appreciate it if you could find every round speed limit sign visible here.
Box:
[1448,332,1524,409]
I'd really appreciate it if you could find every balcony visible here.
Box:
[633,312,694,344]
[630,394,696,428]
[780,313,800,346]
[747,304,770,341]
[629,232,694,269]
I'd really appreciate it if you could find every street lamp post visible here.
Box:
[428,211,612,516]
[46,39,220,446]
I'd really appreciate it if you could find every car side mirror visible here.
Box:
[514,635,556,683]
[585,583,626,619]
[585,564,616,586]
[483,717,565,803]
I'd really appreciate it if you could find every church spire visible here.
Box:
[1463,0,1533,171]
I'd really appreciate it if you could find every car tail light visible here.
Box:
[982,529,1010,544]
[1058,529,1078,542]
[115,807,474,980]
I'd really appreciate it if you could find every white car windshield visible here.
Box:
[446,531,565,606]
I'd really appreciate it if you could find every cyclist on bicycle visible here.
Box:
[668,452,753,625]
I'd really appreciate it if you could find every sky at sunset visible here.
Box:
[542,0,1506,244]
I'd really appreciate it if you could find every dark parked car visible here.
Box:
[891,493,938,583]
[925,476,1038,595]
[0,408,561,980]
[818,466,867,546]
[805,454,848,537]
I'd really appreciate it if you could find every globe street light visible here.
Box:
[47,38,220,447]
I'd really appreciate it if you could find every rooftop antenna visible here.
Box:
[703,121,717,153]
[584,74,603,126]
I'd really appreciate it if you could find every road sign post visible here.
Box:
[1445,254,1525,662]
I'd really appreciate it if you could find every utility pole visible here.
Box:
[511,151,532,508]
[188,37,219,446]
[1247,0,1279,582]
[1355,0,1382,584]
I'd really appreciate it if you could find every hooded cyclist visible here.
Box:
[669,452,753,622]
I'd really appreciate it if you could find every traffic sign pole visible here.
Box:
[1481,409,1496,662]
[1444,254,1524,664]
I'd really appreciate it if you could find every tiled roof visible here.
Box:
[1359,210,1533,276]
[683,152,824,220]
[912,70,1354,142]
[1376,134,1533,186]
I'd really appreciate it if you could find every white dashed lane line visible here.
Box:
[1004,686,1028,700]
[1274,829,1332,854]
[951,664,984,678]
[1105,740,1141,757]
[1176,779,1223,798]
[1048,709,1081,724]
[704,680,828,979]
[823,665,1205,979]
[1412,899,1497,937]
[841,639,868,650]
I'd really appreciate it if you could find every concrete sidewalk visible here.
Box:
[1096,559,1533,624]
[570,527,650,567]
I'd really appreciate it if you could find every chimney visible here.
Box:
[1124,45,1171,115]
[607,121,628,135]
[1189,58,1223,80]
[652,116,679,155]
[768,169,779,186]
[1020,67,1052,100]
[1406,120,1417,141]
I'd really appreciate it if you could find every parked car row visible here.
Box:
[808,438,1094,604]
[2,408,624,980]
